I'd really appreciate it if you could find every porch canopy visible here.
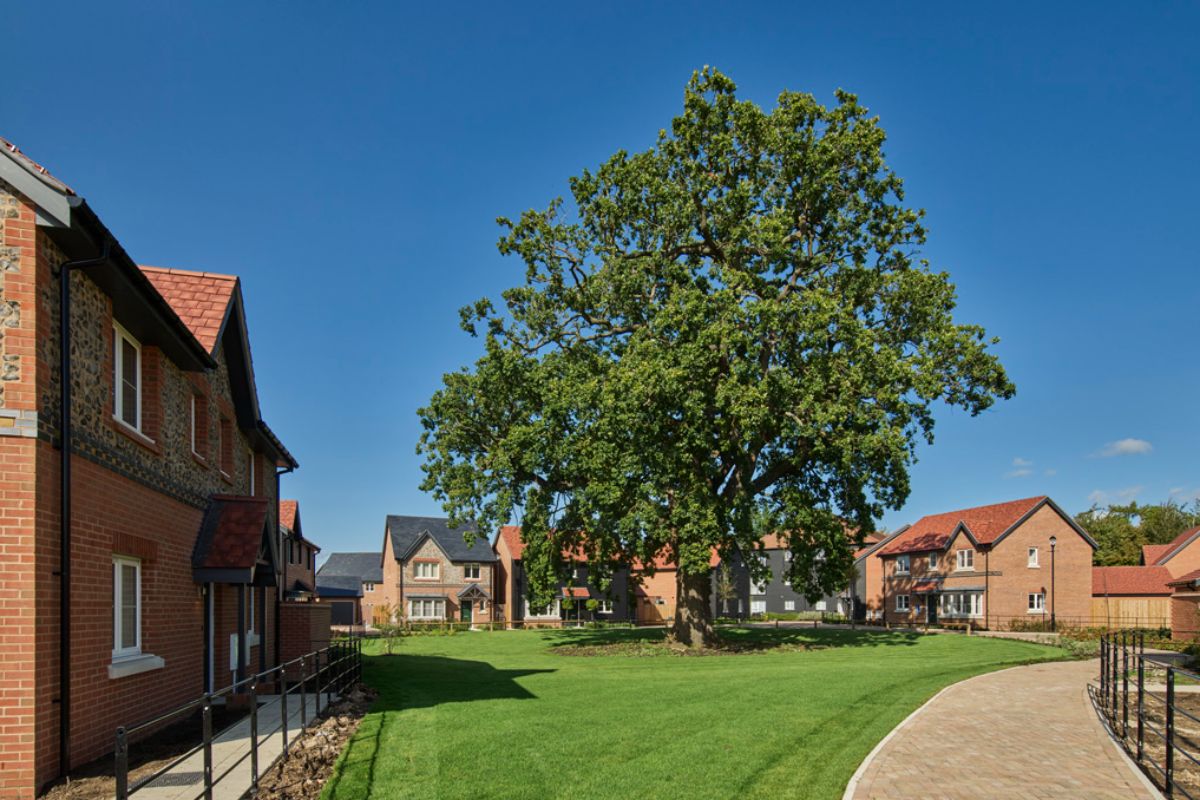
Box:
[192,495,279,586]
[457,584,491,601]
[912,582,940,593]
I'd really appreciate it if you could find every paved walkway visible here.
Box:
[846,659,1160,800]
[132,689,334,800]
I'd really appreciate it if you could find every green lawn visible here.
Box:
[323,627,1064,800]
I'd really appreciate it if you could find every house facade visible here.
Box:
[874,496,1095,629]
[380,516,497,624]
[0,138,298,796]
[316,552,383,625]
[1087,526,1200,631]
[280,499,320,601]
[493,526,634,626]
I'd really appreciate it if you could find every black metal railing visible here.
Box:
[114,637,362,799]
[1097,631,1200,799]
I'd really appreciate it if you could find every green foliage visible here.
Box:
[417,68,1014,624]
[1077,500,1200,566]
[374,603,404,655]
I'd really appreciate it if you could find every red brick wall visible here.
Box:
[280,602,331,677]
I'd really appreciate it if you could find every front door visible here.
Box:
[927,595,938,625]
[460,601,472,622]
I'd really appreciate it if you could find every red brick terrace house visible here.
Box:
[874,496,1095,629]
[0,138,298,797]
[279,499,321,601]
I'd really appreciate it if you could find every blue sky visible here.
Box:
[5,3,1197,555]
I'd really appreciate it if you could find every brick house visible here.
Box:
[316,552,383,625]
[0,138,298,796]
[380,516,497,624]
[850,529,904,621]
[492,526,634,626]
[280,499,320,601]
[873,496,1095,629]
[1087,526,1200,631]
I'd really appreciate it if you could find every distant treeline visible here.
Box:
[1076,500,1200,566]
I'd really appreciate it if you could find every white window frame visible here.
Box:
[112,322,142,432]
[956,549,975,571]
[939,592,983,619]
[928,552,939,569]
[815,599,827,611]
[596,600,613,614]
[247,449,256,496]
[363,582,375,592]
[1028,547,1039,568]
[525,598,561,619]
[1028,592,1046,613]
[409,598,445,620]
[895,554,910,575]
[750,599,767,615]
[112,556,142,660]
[414,561,440,580]
[895,593,910,612]
[784,600,796,611]
[464,563,481,580]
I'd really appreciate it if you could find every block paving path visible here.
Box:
[847,659,1159,800]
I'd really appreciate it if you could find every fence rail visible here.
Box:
[1097,631,1199,799]
[114,637,362,800]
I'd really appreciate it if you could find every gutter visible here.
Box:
[58,240,112,777]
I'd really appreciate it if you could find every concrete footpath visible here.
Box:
[131,690,333,800]
[844,659,1161,800]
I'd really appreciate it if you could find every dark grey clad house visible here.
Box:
[712,534,873,619]
[316,552,383,625]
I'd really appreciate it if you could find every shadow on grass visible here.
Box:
[364,654,556,711]
[538,625,924,651]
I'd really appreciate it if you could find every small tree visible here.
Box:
[715,564,739,617]
[375,602,403,655]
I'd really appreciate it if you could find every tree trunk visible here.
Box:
[670,569,718,648]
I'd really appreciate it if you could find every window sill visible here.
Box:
[1028,565,1041,569]
[191,451,210,469]
[109,653,165,679]
[111,418,161,455]
[219,470,233,486]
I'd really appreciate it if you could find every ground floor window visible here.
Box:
[525,598,561,619]
[815,599,827,611]
[750,599,766,615]
[596,600,613,614]
[1028,592,1045,613]
[939,592,983,618]
[784,600,795,611]
[410,598,445,619]
[113,556,141,659]
[895,594,910,612]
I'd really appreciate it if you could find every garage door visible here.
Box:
[330,600,356,625]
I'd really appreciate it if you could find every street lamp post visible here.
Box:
[1049,535,1057,632]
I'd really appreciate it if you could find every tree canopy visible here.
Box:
[417,68,1014,645]
[1078,500,1200,566]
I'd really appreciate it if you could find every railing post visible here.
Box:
[1137,639,1145,762]
[1111,632,1119,714]
[202,696,214,800]
[250,679,259,792]
[299,655,308,728]
[1166,667,1176,798]
[1122,630,1130,737]
[1100,634,1108,706]
[115,727,129,800]
[280,667,289,752]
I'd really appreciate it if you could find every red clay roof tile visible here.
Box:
[140,266,237,354]
[197,496,270,571]
[280,500,298,532]
[1093,566,1173,596]
[879,497,1048,556]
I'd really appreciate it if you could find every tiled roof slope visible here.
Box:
[279,500,298,532]
[880,496,1048,556]
[1145,527,1200,566]
[318,552,383,583]
[193,496,270,571]
[386,516,497,563]
[140,266,237,354]
[1092,566,1173,596]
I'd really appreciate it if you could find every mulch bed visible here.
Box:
[252,683,377,800]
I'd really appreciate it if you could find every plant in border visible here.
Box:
[418,67,1014,647]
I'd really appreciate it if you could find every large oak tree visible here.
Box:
[418,68,1014,646]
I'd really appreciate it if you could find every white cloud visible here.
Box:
[1012,457,1033,468]
[1089,485,1144,505]
[1095,438,1153,458]
[1044,469,1057,477]
[1005,468,1033,478]
[1169,487,1200,503]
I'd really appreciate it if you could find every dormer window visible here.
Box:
[113,323,141,431]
